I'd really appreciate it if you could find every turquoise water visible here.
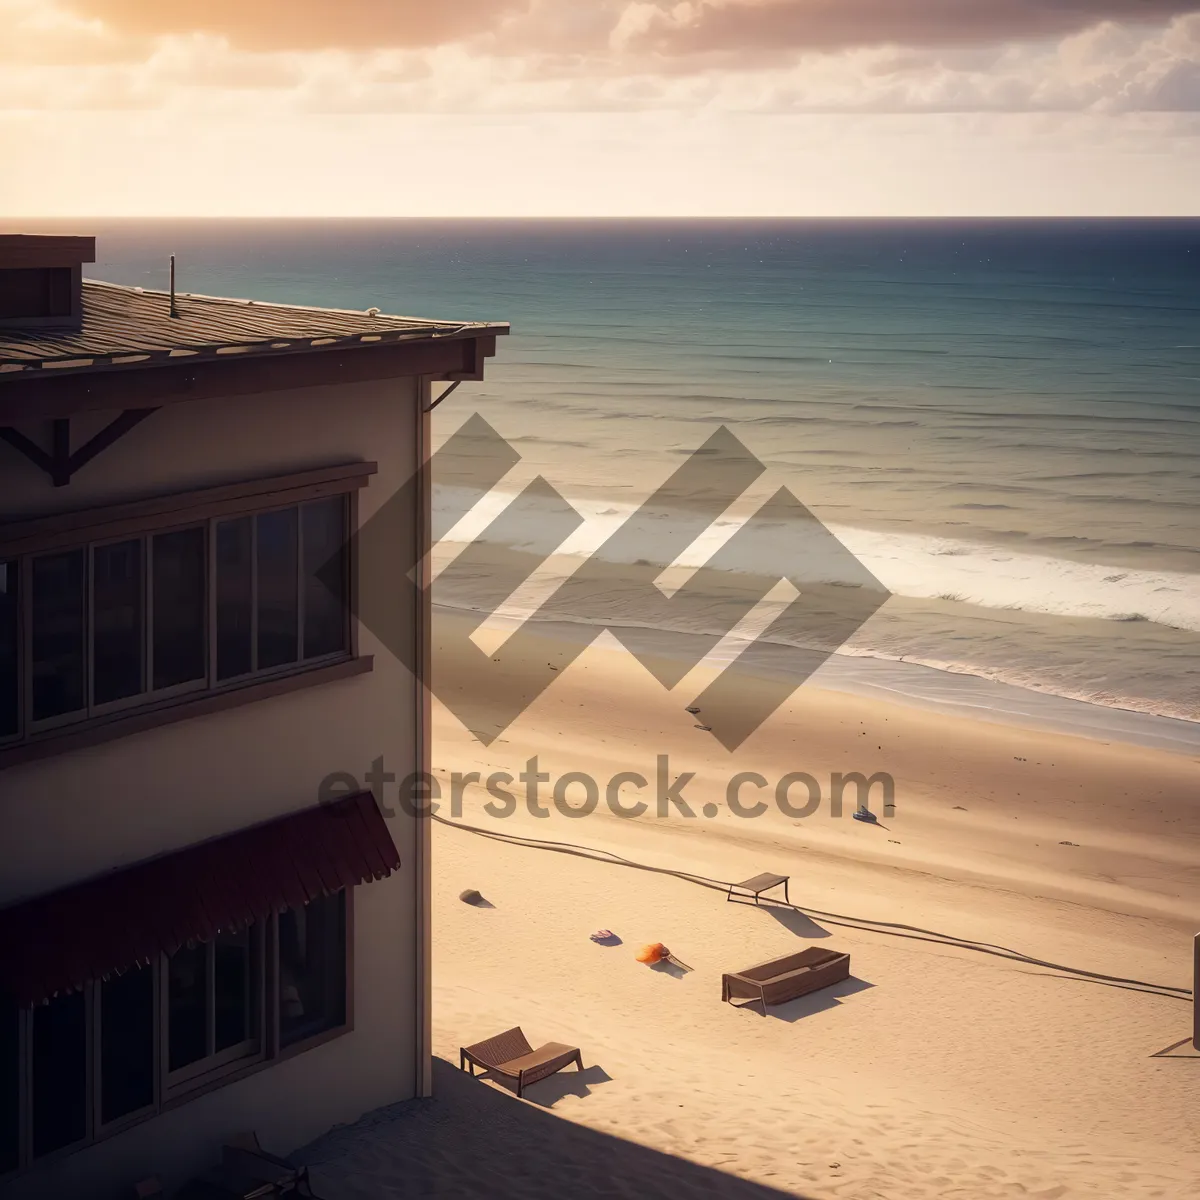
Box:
[73,219,1200,741]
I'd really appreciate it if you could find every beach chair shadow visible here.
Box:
[769,976,874,1023]
[764,907,830,939]
[521,1064,613,1107]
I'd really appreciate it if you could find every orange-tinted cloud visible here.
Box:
[62,0,528,50]
[67,1,1200,57]
[15,1,1198,120]
[617,1,1200,57]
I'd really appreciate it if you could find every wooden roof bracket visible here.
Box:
[0,408,159,487]
[425,380,461,413]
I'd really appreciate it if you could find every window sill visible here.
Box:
[154,1021,354,1115]
[0,655,373,772]
[157,1022,352,1113]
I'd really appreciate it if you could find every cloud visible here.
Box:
[721,16,1200,114]
[0,0,147,64]
[1142,58,1200,106]
[5,2,1198,118]
[613,1,1200,57]
[52,0,1200,59]
[60,0,528,51]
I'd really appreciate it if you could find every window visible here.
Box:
[166,943,209,1073]
[30,550,85,723]
[99,964,155,1126]
[0,996,17,1176]
[257,508,299,671]
[166,927,263,1083]
[0,891,351,1179]
[279,890,346,1048]
[215,518,252,681]
[0,495,351,750]
[0,563,16,741]
[0,267,72,320]
[31,990,86,1158]
[92,540,143,707]
[152,528,207,691]
[303,499,349,661]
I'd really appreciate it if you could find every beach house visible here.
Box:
[0,234,506,1197]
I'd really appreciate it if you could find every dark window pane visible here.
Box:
[93,540,144,706]
[32,990,86,1158]
[214,927,255,1052]
[0,267,71,319]
[152,527,206,690]
[216,518,253,680]
[257,509,298,670]
[278,890,346,1048]
[167,943,208,1072]
[0,994,17,1175]
[100,965,155,1124]
[31,551,85,722]
[303,498,348,660]
[0,563,17,739]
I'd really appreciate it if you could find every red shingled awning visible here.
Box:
[0,790,398,1008]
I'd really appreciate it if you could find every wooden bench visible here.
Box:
[726,872,790,906]
[722,947,850,1015]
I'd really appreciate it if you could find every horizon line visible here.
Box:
[5,213,1200,223]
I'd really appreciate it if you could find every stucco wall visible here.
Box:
[0,374,423,1198]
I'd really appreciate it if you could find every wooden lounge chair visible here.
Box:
[722,947,851,1015]
[460,1026,583,1098]
[210,1130,322,1197]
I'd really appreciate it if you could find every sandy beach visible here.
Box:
[300,631,1199,1199]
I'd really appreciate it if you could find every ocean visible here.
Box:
[77,218,1200,752]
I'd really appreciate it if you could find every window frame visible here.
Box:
[0,889,354,1184]
[145,524,211,701]
[0,560,19,745]
[161,924,267,1095]
[23,547,89,735]
[87,534,149,719]
[94,965,159,1139]
[274,887,353,1059]
[20,981,94,1170]
[0,465,371,767]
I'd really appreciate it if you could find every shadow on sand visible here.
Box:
[1150,1036,1200,1059]
[520,1064,612,1106]
[650,959,689,979]
[762,906,830,939]
[294,1056,810,1199]
[728,977,874,1023]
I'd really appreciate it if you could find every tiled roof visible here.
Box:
[0,279,506,375]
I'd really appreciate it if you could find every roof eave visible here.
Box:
[0,320,510,377]
[0,327,506,424]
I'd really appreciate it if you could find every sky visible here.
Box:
[2,0,1199,216]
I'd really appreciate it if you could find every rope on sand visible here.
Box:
[431,813,1194,1002]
